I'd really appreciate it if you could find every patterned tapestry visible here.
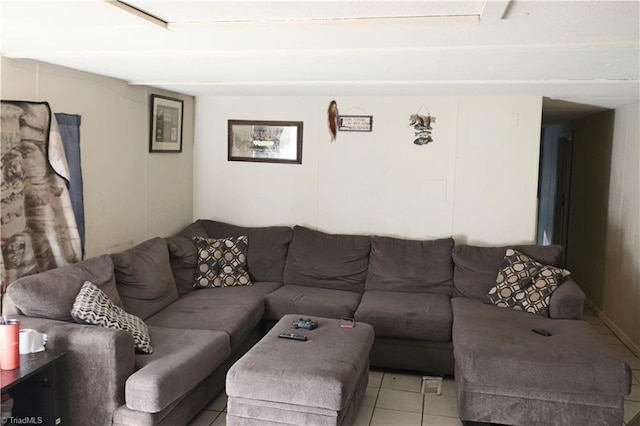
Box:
[1,101,82,292]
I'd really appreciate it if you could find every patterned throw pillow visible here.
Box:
[193,236,252,288]
[486,249,542,307]
[486,249,570,316]
[71,281,153,354]
[513,265,570,316]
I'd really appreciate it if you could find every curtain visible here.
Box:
[1,101,82,291]
[54,113,85,256]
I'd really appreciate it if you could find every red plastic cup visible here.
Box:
[0,320,20,370]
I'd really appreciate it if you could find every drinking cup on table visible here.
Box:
[0,319,20,370]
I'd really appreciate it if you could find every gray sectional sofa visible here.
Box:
[3,219,632,426]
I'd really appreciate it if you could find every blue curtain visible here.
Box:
[55,113,85,256]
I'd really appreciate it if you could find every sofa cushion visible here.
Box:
[283,226,371,292]
[452,244,562,299]
[193,236,251,288]
[145,282,281,349]
[111,237,179,320]
[365,236,454,295]
[199,220,293,283]
[125,325,230,413]
[264,284,362,321]
[6,255,121,321]
[71,281,153,354]
[354,291,452,342]
[166,234,200,297]
[486,249,570,317]
[451,297,631,396]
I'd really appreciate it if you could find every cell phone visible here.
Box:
[340,318,355,328]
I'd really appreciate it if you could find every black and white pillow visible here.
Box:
[486,249,570,317]
[512,265,570,316]
[192,236,252,288]
[486,249,542,307]
[71,281,153,354]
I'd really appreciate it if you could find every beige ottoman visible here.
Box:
[226,314,374,426]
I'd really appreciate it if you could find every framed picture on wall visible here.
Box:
[228,120,303,164]
[149,94,184,153]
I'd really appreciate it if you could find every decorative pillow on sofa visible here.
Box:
[193,236,252,288]
[486,249,542,307]
[199,220,293,283]
[486,249,570,316]
[71,281,153,354]
[452,244,563,299]
[515,265,571,316]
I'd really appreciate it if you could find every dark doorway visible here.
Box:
[536,125,574,267]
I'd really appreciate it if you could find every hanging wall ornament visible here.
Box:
[409,107,436,146]
[327,100,339,142]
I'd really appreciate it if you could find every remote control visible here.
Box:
[531,328,552,337]
[278,332,308,341]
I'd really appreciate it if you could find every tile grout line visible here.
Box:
[421,385,426,426]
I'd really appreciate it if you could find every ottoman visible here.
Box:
[226,314,375,426]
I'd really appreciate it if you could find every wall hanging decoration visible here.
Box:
[338,113,373,133]
[149,94,184,153]
[327,100,339,142]
[228,120,303,164]
[409,106,436,146]
[0,101,82,291]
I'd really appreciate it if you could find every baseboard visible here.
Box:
[586,299,640,358]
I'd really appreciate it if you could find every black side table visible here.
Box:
[1,351,65,426]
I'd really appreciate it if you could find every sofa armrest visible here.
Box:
[549,278,585,320]
[21,317,136,426]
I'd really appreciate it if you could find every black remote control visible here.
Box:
[278,332,308,341]
[531,328,552,337]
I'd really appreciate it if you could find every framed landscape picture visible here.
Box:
[149,94,184,153]
[228,120,303,164]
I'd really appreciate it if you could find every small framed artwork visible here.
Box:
[338,115,373,132]
[149,94,184,153]
[228,120,303,164]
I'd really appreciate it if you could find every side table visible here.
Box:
[1,351,65,426]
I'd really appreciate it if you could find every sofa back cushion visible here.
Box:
[166,220,293,296]
[199,220,293,283]
[452,244,563,299]
[283,226,371,292]
[166,221,208,296]
[5,255,121,321]
[111,237,179,320]
[365,236,454,295]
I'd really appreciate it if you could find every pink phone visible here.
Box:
[340,318,355,328]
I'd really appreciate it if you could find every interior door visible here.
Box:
[552,133,574,267]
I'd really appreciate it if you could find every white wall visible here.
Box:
[1,57,195,257]
[194,96,542,245]
[603,102,640,353]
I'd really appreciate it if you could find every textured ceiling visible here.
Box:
[1,1,638,109]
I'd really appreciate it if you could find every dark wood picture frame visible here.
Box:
[228,120,303,164]
[149,94,184,153]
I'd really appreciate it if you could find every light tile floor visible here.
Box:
[189,308,640,426]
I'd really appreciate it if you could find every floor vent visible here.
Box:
[421,376,443,395]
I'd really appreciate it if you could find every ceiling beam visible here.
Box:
[481,0,511,21]
[104,0,168,29]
